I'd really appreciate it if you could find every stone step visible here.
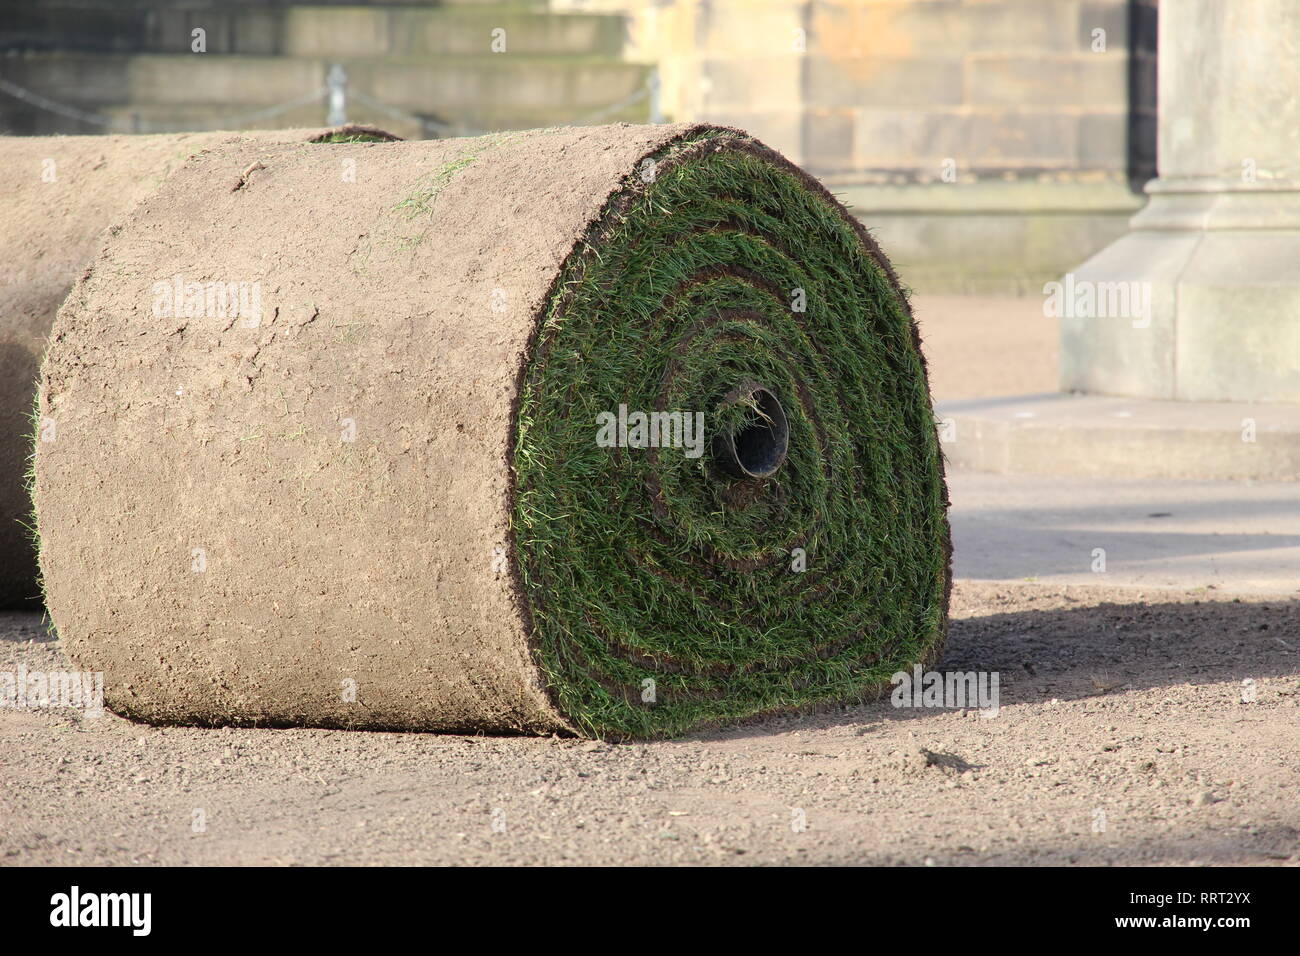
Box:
[2,52,649,112]
[90,97,651,137]
[3,4,619,58]
[947,467,1300,594]
[936,392,1300,481]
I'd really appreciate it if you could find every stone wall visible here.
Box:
[0,1,650,138]
[564,0,1143,178]
[3,0,1158,293]
[561,0,1156,293]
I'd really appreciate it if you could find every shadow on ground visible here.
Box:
[701,583,1299,739]
[6,585,1297,735]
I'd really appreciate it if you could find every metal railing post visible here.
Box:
[648,68,663,125]
[326,64,348,126]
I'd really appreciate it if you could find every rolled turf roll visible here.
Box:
[0,125,398,608]
[35,123,951,739]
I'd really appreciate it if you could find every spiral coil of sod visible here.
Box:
[34,123,948,739]
[514,128,952,738]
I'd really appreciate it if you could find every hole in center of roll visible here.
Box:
[713,384,789,480]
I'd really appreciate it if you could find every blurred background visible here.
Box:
[7,0,1298,546]
[5,4,1298,871]
[0,0,1156,298]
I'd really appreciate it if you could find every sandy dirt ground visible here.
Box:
[3,581,1296,866]
[4,295,1295,867]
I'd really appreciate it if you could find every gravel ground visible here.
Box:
[4,580,1296,866]
[6,296,1295,867]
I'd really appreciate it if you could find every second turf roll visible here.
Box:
[35,123,951,739]
[0,125,398,608]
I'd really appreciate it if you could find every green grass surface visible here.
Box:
[512,129,949,739]
[309,131,395,144]
[23,390,53,628]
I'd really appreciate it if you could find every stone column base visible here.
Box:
[1059,180,1300,403]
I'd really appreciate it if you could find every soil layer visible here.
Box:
[34,124,947,737]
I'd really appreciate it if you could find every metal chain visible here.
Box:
[0,74,328,132]
[350,81,651,138]
[134,87,329,133]
[0,70,656,136]
[0,75,114,126]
